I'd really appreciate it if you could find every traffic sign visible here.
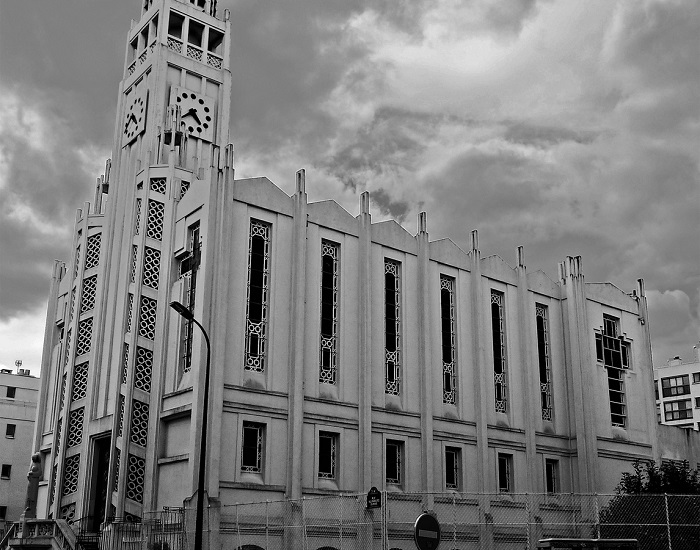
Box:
[414,512,441,550]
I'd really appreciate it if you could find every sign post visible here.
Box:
[414,512,441,550]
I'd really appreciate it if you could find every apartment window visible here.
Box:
[545,459,559,493]
[445,447,461,490]
[386,440,403,486]
[318,431,338,480]
[664,400,693,421]
[440,276,457,405]
[384,260,401,396]
[6,387,16,399]
[0,505,6,520]
[595,315,631,427]
[178,223,200,373]
[693,372,700,384]
[491,291,507,413]
[245,220,271,373]
[5,424,15,438]
[695,397,700,408]
[536,304,552,421]
[319,241,339,385]
[1,464,10,479]
[241,422,264,474]
[497,453,512,493]
[661,375,691,397]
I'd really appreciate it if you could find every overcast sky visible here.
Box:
[0,0,698,375]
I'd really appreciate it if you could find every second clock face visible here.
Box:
[123,88,147,145]
[170,86,215,142]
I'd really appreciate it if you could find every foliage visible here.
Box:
[599,461,700,550]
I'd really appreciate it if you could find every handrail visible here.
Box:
[0,522,17,550]
[55,519,78,549]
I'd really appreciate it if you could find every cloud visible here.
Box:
[647,289,700,364]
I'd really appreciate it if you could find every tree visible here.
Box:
[599,460,700,550]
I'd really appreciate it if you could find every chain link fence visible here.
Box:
[205,492,700,550]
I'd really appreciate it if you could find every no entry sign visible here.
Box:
[414,512,441,550]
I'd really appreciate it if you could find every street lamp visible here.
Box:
[169,301,211,550]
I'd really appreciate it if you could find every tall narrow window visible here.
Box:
[318,431,338,480]
[245,221,271,372]
[241,422,264,474]
[545,459,559,493]
[440,276,456,405]
[386,440,403,485]
[497,453,512,493]
[491,291,507,413]
[595,315,631,427]
[178,223,200,373]
[385,260,401,395]
[319,241,339,385]
[445,447,461,490]
[536,304,552,421]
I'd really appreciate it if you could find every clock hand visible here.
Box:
[186,108,202,125]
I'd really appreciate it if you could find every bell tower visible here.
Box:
[42,0,233,526]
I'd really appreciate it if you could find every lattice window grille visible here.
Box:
[179,180,190,199]
[384,260,401,396]
[130,400,149,447]
[126,294,134,333]
[536,305,553,421]
[71,362,89,402]
[126,454,146,503]
[118,395,125,438]
[440,276,457,405]
[318,432,337,480]
[130,245,138,283]
[245,220,271,373]
[62,454,80,496]
[207,53,222,69]
[150,177,166,194]
[138,296,158,340]
[84,234,101,270]
[122,343,130,384]
[142,247,161,290]
[59,374,67,412]
[74,245,81,279]
[60,503,77,522]
[80,275,98,314]
[69,289,76,324]
[64,330,72,367]
[134,347,153,393]
[491,291,508,413]
[319,241,339,385]
[187,44,203,62]
[167,37,182,53]
[113,448,121,491]
[75,317,93,357]
[50,463,57,505]
[134,198,142,236]
[66,407,84,448]
[55,418,63,454]
[145,200,165,241]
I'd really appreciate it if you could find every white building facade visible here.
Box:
[27,0,694,547]
[655,350,700,431]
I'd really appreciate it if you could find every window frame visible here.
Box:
[444,446,462,491]
[1,464,11,479]
[545,458,559,494]
[384,259,402,396]
[319,240,340,386]
[536,303,553,421]
[440,275,457,405]
[317,430,339,482]
[240,421,265,476]
[244,219,272,374]
[6,387,16,399]
[664,399,693,421]
[661,375,691,397]
[491,290,508,413]
[385,438,405,488]
[5,424,16,438]
[497,453,513,493]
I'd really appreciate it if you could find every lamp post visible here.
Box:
[169,301,211,550]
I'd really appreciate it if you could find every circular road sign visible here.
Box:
[414,512,441,550]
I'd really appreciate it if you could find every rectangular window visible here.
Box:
[693,372,700,384]
[491,291,507,413]
[245,220,271,373]
[6,387,16,399]
[445,447,461,490]
[661,375,691,397]
[497,453,512,493]
[241,422,264,474]
[0,505,6,520]
[545,459,559,493]
[655,383,659,401]
[695,397,700,408]
[664,400,693,421]
[384,260,401,396]
[319,241,339,385]
[386,440,403,485]
[5,424,15,438]
[536,304,552,421]
[187,20,204,47]
[318,431,337,480]
[178,223,200,374]
[440,276,457,405]
[1,464,11,479]
[167,10,184,39]
[596,315,631,427]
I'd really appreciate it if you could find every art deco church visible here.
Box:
[28,0,687,545]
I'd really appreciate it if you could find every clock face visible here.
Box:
[170,86,215,142]
[123,88,147,145]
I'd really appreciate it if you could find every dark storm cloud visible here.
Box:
[371,188,409,222]
[504,123,598,147]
